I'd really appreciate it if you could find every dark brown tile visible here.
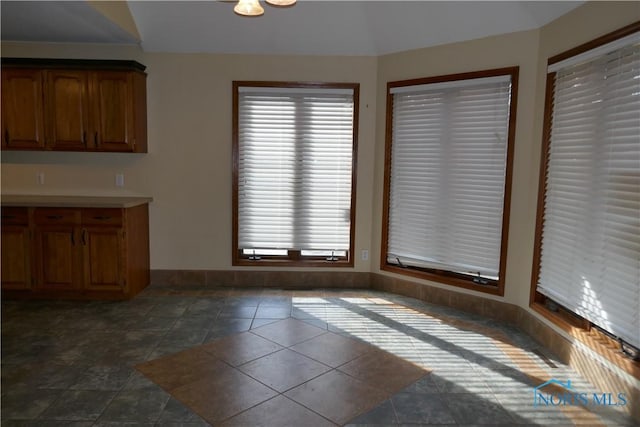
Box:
[338,349,429,393]
[220,395,336,427]
[172,367,277,424]
[420,285,450,306]
[200,331,282,366]
[135,348,222,391]
[285,370,387,425]
[251,318,325,347]
[150,270,207,287]
[290,331,373,367]
[238,349,331,392]
[205,270,237,287]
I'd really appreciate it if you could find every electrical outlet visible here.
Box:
[37,172,45,185]
[361,249,369,261]
[115,173,124,187]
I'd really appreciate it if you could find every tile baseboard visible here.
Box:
[149,268,638,421]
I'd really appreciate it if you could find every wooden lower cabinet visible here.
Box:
[34,225,81,290]
[1,208,31,290]
[82,226,125,291]
[1,204,149,300]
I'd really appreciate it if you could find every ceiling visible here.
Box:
[1,1,584,56]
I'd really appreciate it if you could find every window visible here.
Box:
[532,24,640,351]
[381,68,518,295]
[233,82,359,266]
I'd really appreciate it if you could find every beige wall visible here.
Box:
[371,1,640,308]
[2,1,639,305]
[0,44,378,271]
[372,29,541,307]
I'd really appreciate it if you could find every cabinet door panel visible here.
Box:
[47,70,90,150]
[1,69,45,149]
[92,71,134,152]
[83,227,124,291]
[1,226,31,290]
[35,226,79,290]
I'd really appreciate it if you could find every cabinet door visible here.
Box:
[46,70,91,150]
[82,227,125,291]
[1,225,32,290]
[1,68,46,149]
[34,225,81,290]
[91,71,135,152]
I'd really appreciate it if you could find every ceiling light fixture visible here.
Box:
[233,0,296,17]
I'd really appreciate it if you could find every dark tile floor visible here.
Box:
[1,288,635,426]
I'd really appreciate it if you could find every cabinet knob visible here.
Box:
[46,215,63,220]
[93,216,112,220]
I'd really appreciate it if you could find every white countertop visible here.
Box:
[1,194,153,208]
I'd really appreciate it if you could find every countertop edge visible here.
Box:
[1,195,153,209]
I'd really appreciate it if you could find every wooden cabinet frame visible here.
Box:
[1,58,147,153]
[1,204,150,300]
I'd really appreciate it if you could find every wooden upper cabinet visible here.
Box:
[46,70,91,150]
[92,71,135,152]
[0,58,147,153]
[1,68,46,149]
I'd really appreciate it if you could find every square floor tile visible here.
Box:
[218,305,258,319]
[135,348,223,390]
[98,387,171,423]
[40,389,118,421]
[338,349,429,393]
[346,398,397,425]
[254,306,291,319]
[391,392,457,424]
[199,331,283,366]
[285,370,387,425]
[0,388,63,420]
[239,348,332,392]
[251,318,326,347]
[69,364,134,391]
[445,392,515,424]
[157,397,209,424]
[171,367,277,424]
[220,395,336,427]
[290,331,373,367]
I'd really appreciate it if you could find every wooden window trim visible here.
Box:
[380,67,519,296]
[232,81,359,268]
[530,21,640,375]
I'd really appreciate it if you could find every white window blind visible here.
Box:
[538,39,640,348]
[237,86,355,252]
[387,74,513,280]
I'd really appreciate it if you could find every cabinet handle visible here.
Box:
[46,215,63,220]
[1,215,16,219]
[82,229,87,245]
[71,231,75,245]
[83,131,87,146]
[92,216,112,220]
[4,129,9,145]
[94,132,98,146]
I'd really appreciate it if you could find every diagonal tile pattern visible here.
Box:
[136,318,428,425]
[1,288,636,426]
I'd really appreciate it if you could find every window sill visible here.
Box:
[381,263,503,296]
[233,259,354,268]
[531,302,640,380]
